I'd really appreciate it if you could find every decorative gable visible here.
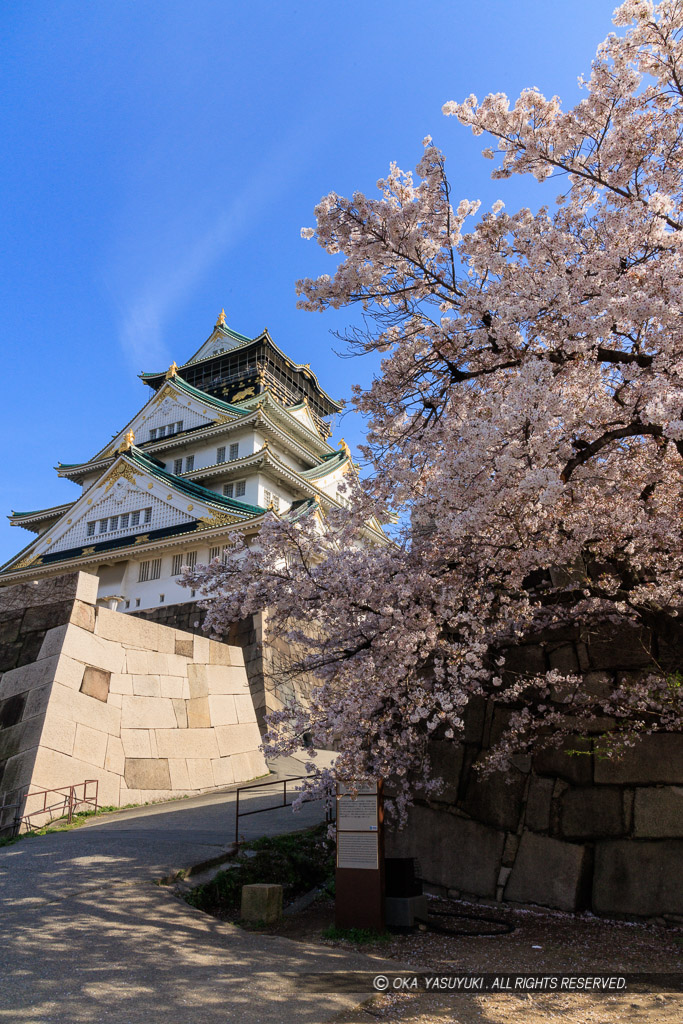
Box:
[185,324,250,364]
[289,403,322,437]
[51,488,195,554]
[91,383,228,462]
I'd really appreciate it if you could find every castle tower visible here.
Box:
[1,314,363,613]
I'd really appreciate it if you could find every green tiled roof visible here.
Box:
[299,450,349,479]
[10,501,75,521]
[170,376,250,417]
[126,447,265,516]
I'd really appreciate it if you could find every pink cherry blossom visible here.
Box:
[184,1,683,823]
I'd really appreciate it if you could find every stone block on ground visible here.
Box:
[241,884,282,924]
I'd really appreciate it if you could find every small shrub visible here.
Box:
[185,824,335,918]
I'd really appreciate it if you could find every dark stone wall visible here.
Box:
[387,625,683,923]
[0,573,88,833]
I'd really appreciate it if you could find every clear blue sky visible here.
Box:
[0,0,616,563]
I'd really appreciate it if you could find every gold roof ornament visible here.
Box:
[117,430,136,453]
[338,438,351,456]
[216,308,227,327]
[165,361,178,379]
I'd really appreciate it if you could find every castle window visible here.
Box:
[235,480,246,497]
[87,522,95,537]
[166,424,174,437]
[149,428,157,441]
[185,551,197,569]
[223,483,234,498]
[217,446,226,464]
[143,507,152,524]
[174,458,183,475]
[150,559,162,580]
[229,442,239,460]
[120,513,129,528]
[176,421,183,432]
[185,455,195,472]
[131,510,140,526]
[99,519,108,534]
[172,553,183,576]
[138,561,150,582]
[209,546,220,561]
[158,425,166,438]
[159,594,165,603]
[135,598,140,607]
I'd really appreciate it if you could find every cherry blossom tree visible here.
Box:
[186,1,683,819]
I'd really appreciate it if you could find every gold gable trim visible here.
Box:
[103,462,138,494]
[196,511,241,530]
[15,553,42,569]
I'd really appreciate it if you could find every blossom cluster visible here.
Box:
[184,1,683,822]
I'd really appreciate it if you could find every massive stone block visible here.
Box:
[558,786,625,839]
[505,831,592,911]
[593,840,683,917]
[594,734,683,785]
[0,572,267,833]
[633,787,683,838]
[386,804,505,899]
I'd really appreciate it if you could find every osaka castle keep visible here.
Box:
[1,311,365,610]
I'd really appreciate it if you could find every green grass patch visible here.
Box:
[0,801,149,848]
[185,823,335,918]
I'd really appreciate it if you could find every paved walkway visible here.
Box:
[0,758,388,1023]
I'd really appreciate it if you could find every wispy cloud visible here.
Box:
[107,120,318,370]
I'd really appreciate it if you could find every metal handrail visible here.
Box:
[13,780,99,835]
[234,775,333,845]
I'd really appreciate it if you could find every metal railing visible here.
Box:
[12,780,99,835]
[234,775,334,845]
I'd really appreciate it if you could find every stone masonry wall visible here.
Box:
[134,603,316,732]
[387,624,683,923]
[0,573,266,834]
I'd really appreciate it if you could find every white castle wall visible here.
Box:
[0,572,267,831]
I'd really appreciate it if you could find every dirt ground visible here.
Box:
[258,894,683,1023]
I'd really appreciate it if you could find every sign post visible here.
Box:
[335,779,384,931]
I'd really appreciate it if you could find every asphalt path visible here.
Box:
[0,758,388,1024]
